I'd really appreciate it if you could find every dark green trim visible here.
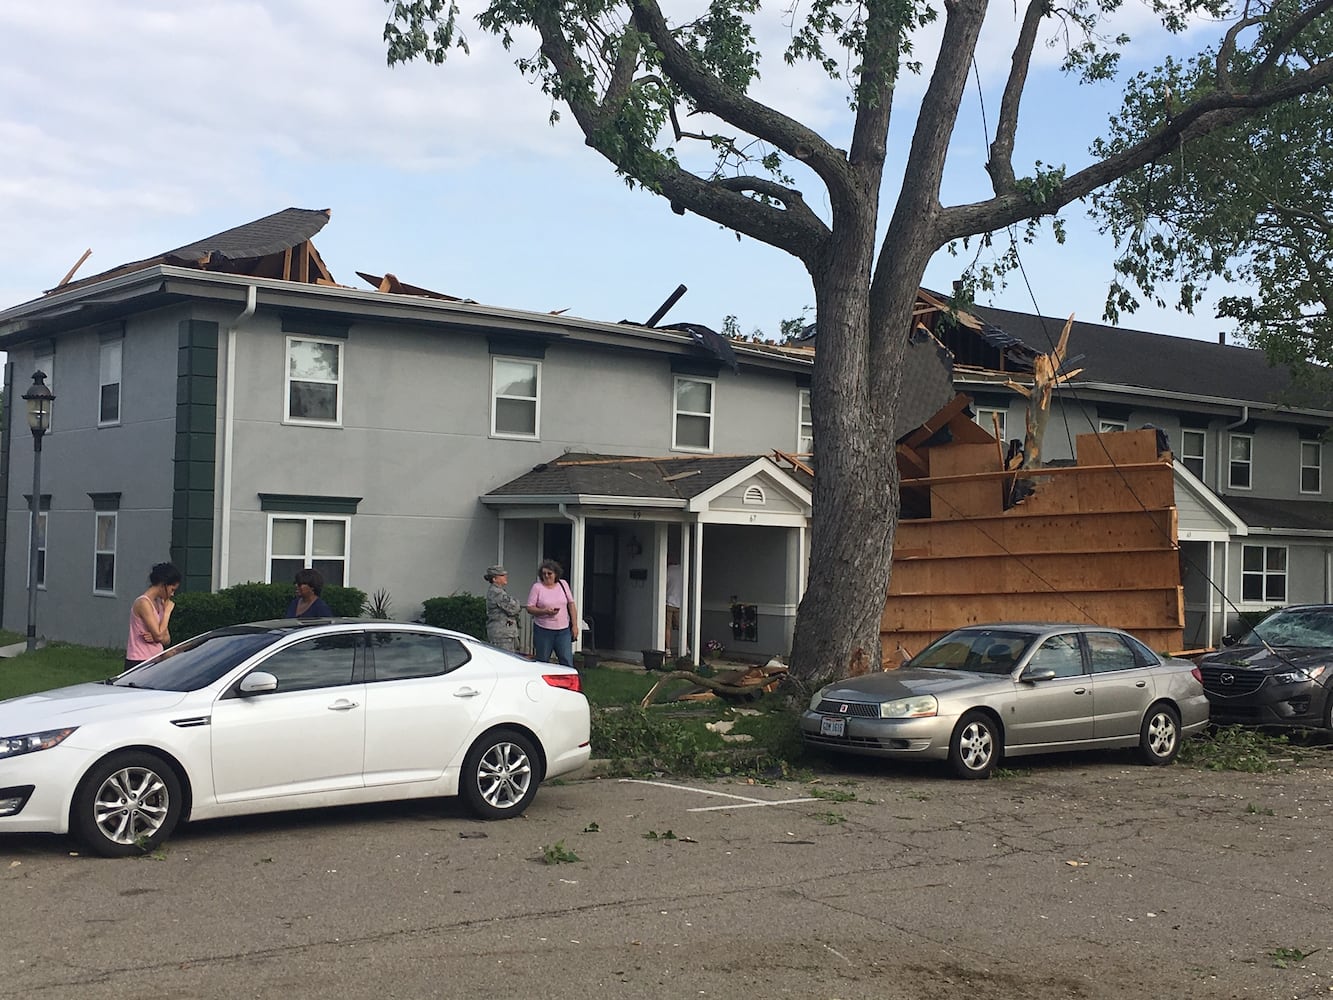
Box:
[171,320,218,593]
[670,359,721,378]
[487,334,547,359]
[259,493,362,514]
[88,492,121,511]
[281,314,350,339]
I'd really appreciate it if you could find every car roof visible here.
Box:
[208,618,447,637]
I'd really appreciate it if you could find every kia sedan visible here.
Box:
[801,623,1209,778]
[1197,604,1333,728]
[0,619,591,856]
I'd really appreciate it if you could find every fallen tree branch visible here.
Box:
[640,670,781,707]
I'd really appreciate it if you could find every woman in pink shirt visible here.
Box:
[124,562,181,670]
[525,559,578,667]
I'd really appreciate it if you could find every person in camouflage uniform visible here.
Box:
[484,564,522,652]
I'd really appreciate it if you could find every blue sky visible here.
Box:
[0,1,1236,350]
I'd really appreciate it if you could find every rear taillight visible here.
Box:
[1191,667,1203,684]
[543,673,582,693]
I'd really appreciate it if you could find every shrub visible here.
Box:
[170,591,237,642]
[421,594,487,639]
[168,580,367,642]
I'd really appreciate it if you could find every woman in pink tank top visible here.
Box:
[125,562,182,671]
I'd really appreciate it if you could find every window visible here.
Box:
[1086,632,1142,673]
[1228,433,1253,489]
[975,407,1006,441]
[1180,429,1206,479]
[797,388,813,453]
[268,515,348,585]
[1025,634,1084,678]
[99,340,122,425]
[1099,419,1127,433]
[1300,440,1322,494]
[1242,544,1287,603]
[94,513,116,595]
[255,634,359,693]
[491,357,540,438]
[28,511,47,590]
[285,337,342,424]
[673,376,714,452]
[368,631,465,681]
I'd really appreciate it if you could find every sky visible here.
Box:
[0,1,1239,352]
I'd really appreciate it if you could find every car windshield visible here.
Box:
[907,629,1036,675]
[1238,608,1333,649]
[113,631,283,691]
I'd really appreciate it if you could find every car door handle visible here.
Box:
[328,699,359,711]
[453,688,481,699]
[1135,681,1147,688]
[1074,688,1088,695]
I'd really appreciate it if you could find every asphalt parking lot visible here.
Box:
[4,748,1333,1000]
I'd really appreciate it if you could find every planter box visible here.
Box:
[641,649,667,671]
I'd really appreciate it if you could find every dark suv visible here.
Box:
[1198,605,1333,728]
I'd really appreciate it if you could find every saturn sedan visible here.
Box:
[801,623,1209,778]
[0,619,591,856]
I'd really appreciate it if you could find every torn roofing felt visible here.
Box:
[658,322,741,373]
[47,207,333,294]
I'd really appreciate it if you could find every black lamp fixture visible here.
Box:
[21,370,55,653]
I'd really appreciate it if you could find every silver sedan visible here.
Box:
[800,623,1210,778]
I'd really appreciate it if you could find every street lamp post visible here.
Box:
[21,371,55,653]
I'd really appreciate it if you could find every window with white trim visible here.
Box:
[975,407,1006,441]
[673,376,714,452]
[491,357,540,438]
[28,511,47,590]
[1180,429,1206,479]
[99,340,122,425]
[94,513,117,595]
[1242,544,1286,603]
[285,337,343,424]
[268,515,349,586]
[1099,419,1128,433]
[797,388,813,453]
[1300,440,1321,494]
[1228,433,1253,489]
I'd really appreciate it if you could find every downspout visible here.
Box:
[1216,405,1249,491]
[218,285,256,589]
[557,503,582,650]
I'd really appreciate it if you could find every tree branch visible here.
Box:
[987,0,1049,193]
[1249,0,1333,86]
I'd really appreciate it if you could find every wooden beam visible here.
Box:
[56,249,93,288]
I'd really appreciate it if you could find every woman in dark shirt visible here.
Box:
[285,567,334,618]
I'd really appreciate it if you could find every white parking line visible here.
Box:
[619,777,817,811]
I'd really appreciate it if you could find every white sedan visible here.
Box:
[0,619,591,856]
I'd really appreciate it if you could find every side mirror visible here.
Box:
[1221,634,1239,647]
[238,671,279,695]
[1022,667,1057,683]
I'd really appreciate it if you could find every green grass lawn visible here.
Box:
[0,643,125,701]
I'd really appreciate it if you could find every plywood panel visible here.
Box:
[889,550,1181,595]
[895,509,1177,558]
[881,588,1183,631]
[1077,429,1160,466]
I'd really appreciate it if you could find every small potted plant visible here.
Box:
[704,638,726,661]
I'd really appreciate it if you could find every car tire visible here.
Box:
[1138,703,1181,766]
[949,711,1000,779]
[460,728,542,820]
[70,751,183,857]
[1323,689,1333,731]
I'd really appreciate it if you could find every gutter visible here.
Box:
[218,284,257,588]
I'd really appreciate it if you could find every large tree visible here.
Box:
[385,0,1333,686]
[1091,41,1333,389]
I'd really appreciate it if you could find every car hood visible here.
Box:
[818,668,1002,702]
[1199,646,1333,673]
[0,683,190,733]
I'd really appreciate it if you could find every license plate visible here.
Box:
[819,716,846,737]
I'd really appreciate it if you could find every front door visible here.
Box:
[584,528,619,648]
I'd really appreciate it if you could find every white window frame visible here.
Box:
[1300,440,1322,494]
[99,339,122,427]
[93,512,117,597]
[28,510,48,590]
[1180,429,1206,479]
[265,514,351,585]
[490,356,542,440]
[1241,543,1287,604]
[1228,433,1253,490]
[975,407,1007,442]
[1099,419,1128,433]
[797,388,813,453]
[672,376,715,453]
[284,336,344,426]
